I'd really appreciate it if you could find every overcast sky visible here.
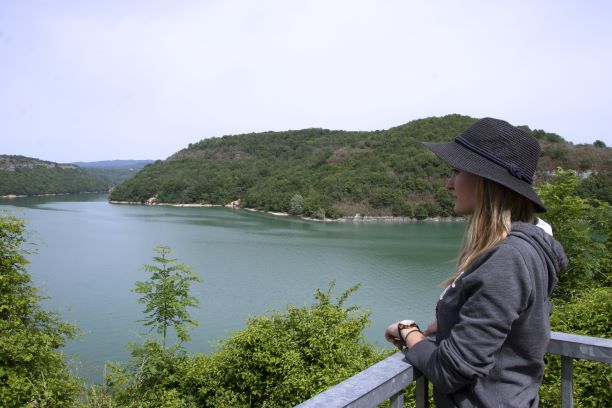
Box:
[1,1,611,163]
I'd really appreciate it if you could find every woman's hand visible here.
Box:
[385,320,428,350]
[384,321,404,350]
[424,321,437,336]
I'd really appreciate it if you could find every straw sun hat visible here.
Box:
[424,117,546,212]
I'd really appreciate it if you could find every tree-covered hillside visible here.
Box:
[109,115,611,218]
[0,155,109,196]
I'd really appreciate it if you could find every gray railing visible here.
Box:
[296,332,612,408]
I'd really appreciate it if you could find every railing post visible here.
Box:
[560,356,574,408]
[389,391,404,408]
[416,374,429,408]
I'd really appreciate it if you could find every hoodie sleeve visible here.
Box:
[406,243,533,393]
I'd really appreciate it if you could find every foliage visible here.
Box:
[0,155,108,196]
[540,287,612,407]
[109,115,611,218]
[289,193,304,215]
[593,140,607,148]
[179,282,387,407]
[134,246,202,350]
[102,341,196,407]
[578,171,612,204]
[537,169,611,406]
[98,246,202,406]
[537,168,611,296]
[98,282,387,407]
[0,213,82,406]
[527,128,565,143]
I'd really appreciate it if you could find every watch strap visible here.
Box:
[398,325,423,348]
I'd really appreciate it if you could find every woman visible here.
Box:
[385,117,567,407]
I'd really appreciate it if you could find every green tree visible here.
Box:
[134,246,202,350]
[289,193,304,215]
[100,247,202,406]
[593,140,607,148]
[0,213,82,406]
[180,281,387,407]
[537,168,611,296]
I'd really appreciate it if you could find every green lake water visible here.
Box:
[1,194,464,382]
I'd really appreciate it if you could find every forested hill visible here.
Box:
[73,159,156,186]
[109,115,611,218]
[0,155,109,196]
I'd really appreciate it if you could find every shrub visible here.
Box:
[537,168,611,296]
[102,341,196,407]
[540,287,612,407]
[0,213,82,407]
[180,282,387,407]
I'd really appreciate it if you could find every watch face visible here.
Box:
[399,320,415,326]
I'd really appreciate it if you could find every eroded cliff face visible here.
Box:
[0,155,77,172]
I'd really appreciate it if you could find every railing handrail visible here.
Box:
[295,351,418,408]
[548,331,612,363]
[296,331,612,407]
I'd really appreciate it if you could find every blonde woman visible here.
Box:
[385,118,567,407]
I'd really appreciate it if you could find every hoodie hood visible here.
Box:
[510,221,568,296]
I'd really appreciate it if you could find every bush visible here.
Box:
[0,213,82,406]
[540,287,612,407]
[102,341,196,407]
[180,282,387,407]
[537,168,611,296]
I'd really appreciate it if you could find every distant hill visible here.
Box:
[72,159,155,169]
[0,155,109,196]
[72,160,156,185]
[108,115,611,218]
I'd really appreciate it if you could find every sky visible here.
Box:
[1,1,611,163]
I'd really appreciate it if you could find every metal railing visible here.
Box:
[296,331,612,408]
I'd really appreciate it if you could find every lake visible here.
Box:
[0,194,464,382]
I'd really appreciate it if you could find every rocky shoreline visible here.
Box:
[108,200,220,208]
[108,199,464,223]
[1,191,107,199]
[337,214,464,223]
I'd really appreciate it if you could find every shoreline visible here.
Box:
[108,200,220,208]
[337,215,464,223]
[108,200,464,223]
[1,191,108,199]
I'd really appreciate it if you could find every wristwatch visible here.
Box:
[398,320,418,331]
[397,320,421,348]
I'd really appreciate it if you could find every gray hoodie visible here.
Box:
[407,222,567,407]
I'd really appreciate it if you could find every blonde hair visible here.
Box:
[445,177,536,285]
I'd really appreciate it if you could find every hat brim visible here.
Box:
[423,141,547,213]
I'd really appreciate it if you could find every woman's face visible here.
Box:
[446,170,480,215]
